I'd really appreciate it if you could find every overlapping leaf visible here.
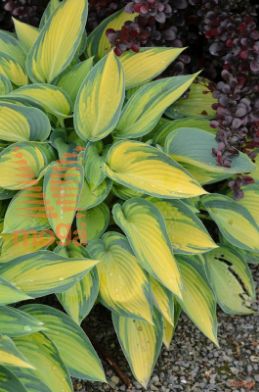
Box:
[0,277,31,305]
[88,231,153,322]
[0,306,44,337]
[0,52,28,86]
[74,51,125,141]
[83,143,106,189]
[22,305,106,382]
[0,142,55,190]
[205,246,255,315]
[57,58,93,103]
[5,84,72,118]
[105,140,206,199]
[57,269,99,325]
[55,244,99,325]
[177,257,218,345]
[150,277,174,325]
[8,366,52,392]
[43,161,83,243]
[3,183,49,233]
[165,128,255,184]
[77,179,112,211]
[76,203,110,243]
[0,366,27,392]
[14,333,73,392]
[0,250,99,297]
[237,183,259,226]
[0,231,55,263]
[26,0,88,83]
[152,117,215,145]
[0,335,33,369]
[202,194,259,252]
[87,9,137,58]
[166,79,217,119]
[0,75,12,95]
[113,198,182,297]
[13,18,39,50]
[119,47,185,89]
[115,73,199,138]
[0,30,25,65]
[112,311,163,388]
[150,199,217,254]
[0,103,51,142]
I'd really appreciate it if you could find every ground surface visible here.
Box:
[74,267,259,392]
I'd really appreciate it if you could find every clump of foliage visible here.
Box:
[105,0,259,172]
[0,0,258,390]
[2,1,258,174]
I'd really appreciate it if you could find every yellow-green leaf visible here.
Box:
[3,183,49,233]
[152,117,216,146]
[150,277,174,325]
[0,74,12,95]
[77,179,112,211]
[120,47,185,89]
[112,183,143,200]
[0,103,51,142]
[165,128,255,179]
[162,301,181,349]
[14,333,72,392]
[26,0,88,83]
[55,244,99,325]
[112,311,163,388]
[0,30,25,65]
[83,142,106,189]
[105,140,206,199]
[57,269,99,325]
[76,203,110,243]
[253,154,259,181]
[39,0,61,28]
[202,194,259,252]
[166,78,217,119]
[0,52,28,86]
[0,250,99,297]
[0,277,31,305]
[7,84,72,118]
[237,183,259,226]
[0,366,28,392]
[150,199,217,254]
[0,231,55,263]
[13,18,39,50]
[204,246,255,315]
[74,51,125,142]
[163,318,174,349]
[0,142,55,190]
[57,58,93,103]
[177,257,218,345]
[113,198,183,297]
[0,335,33,369]
[115,73,198,138]
[43,161,83,243]
[88,231,153,323]
[0,306,44,337]
[10,360,56,392]
[87,10,137,59]
[22,305,106,382]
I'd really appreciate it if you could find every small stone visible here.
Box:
[110,376,119,385]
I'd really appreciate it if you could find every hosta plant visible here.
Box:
[0,0,258,390]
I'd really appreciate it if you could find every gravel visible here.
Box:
[74,267,259,392]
